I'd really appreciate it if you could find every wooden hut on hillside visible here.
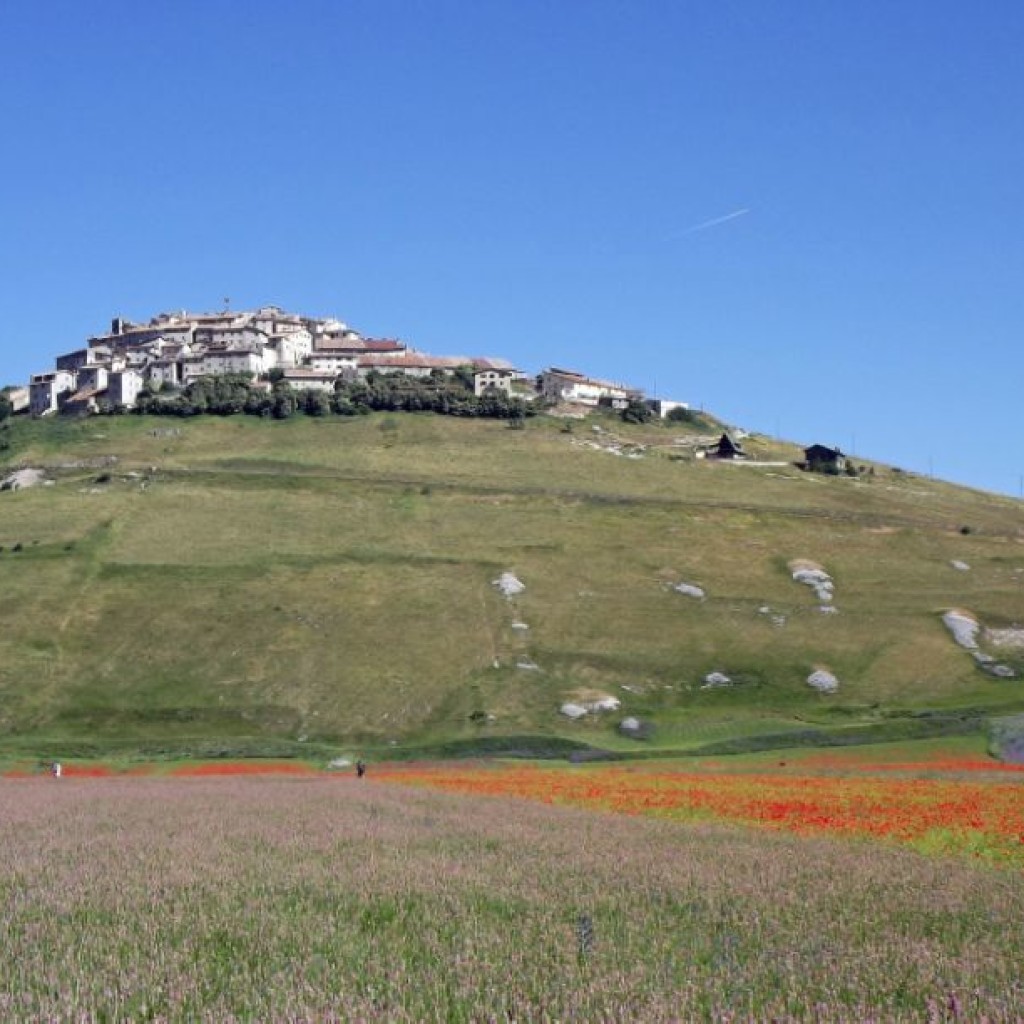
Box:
[709,433,747,460]
[802,444,847,473]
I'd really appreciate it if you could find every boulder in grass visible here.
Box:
[950,560,971,572]
[673,582,706,600]
[702,671,732,689]
[493,572,526,598]
[560,703,588,720]
[793,570,833,603]
[807,669,839,694]
[618,716,654,740]
[980,662,1017,680]
[790,560,835,603]
[588,696,621,712]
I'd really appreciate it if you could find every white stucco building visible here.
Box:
[29,370,76,416]
[307,351,358,375]
[108,369,144,409]
[473,367,515,396]
[279,368,340,392]
[539,367,634,406]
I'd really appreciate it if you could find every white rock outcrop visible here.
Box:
[792,565,834,603]
[560,695,622,719]
[493,572,526,598]
[942,610,980,650]
[807,669,839,694]
[987,627,1024,649]
[618,716,652,739]
[702,671,732,689]
[1,468,46,492]
[984,663,1017,679]
[950,560,971,572]
[673,582,706,600]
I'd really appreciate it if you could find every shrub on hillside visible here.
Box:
[620,398,653,425]
[666,405,696,424]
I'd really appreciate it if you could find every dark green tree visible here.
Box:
[620,398,653,424]
[666,405,696,424]
[272,392,295,419]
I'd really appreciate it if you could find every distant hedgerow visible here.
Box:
[128,372,534,422]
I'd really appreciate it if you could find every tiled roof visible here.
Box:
[363,338,406,352]
[358,354,463,369]
[66,387,104,402]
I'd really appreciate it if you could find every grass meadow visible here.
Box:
[0,413,1022,757]
[3,770,1024,1022]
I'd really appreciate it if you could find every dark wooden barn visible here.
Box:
[802,444,847,473]
[711,433,747,459]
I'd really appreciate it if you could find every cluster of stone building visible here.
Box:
[26,306,519,417]
[24,305,685,419]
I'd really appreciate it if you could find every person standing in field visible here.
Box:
[51,761,61,778]
[356,759,366,779]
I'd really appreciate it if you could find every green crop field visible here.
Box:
[0,410,1022,761]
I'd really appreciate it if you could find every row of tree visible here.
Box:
[128,372,534,422]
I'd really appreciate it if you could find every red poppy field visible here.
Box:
[375,752,1024,866]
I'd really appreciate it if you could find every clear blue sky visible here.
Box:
[2,1,1022,496]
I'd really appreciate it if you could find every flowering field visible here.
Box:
[3,774,1024,1021]
[375,756,1024,866]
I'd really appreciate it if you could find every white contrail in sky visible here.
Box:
[676,207,751,236]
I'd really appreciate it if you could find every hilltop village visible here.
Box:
[14,305,687,422]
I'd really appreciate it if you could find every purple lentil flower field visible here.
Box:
[2,776,1024,1021]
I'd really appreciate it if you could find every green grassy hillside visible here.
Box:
[1,411,1022,759]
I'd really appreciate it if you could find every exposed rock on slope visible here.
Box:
[790,559,834,604]
[493,572,525,598]
[807,668,839,694]
[1,468,46,492]
[942,610,980,650]
[942,610,1017,678]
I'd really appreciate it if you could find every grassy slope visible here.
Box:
[0,411,1022,757]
